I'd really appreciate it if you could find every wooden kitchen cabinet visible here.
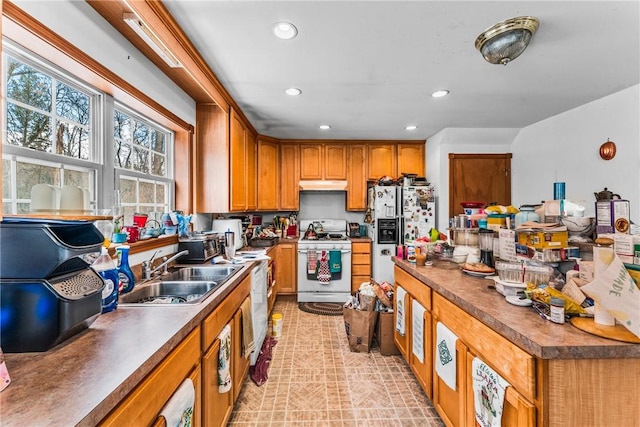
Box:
[202,335,233,427]
[324,144,347,179]
[230,109,257,211]
[367,143,396,180]
[232,308,250,402]
[346,144,368,211]
[299,144,322,179]
[257,137,279,210]
[299,143,347,180]
[99,328,202,427]
[351,241,371,293]
[432,337,468,427]
[275,241,297,295]
[279,143,299,210]
[397,143,425,177]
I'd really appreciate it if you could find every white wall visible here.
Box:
[12,0,195,125]
[511,85,640,219]
[426,128,518,230]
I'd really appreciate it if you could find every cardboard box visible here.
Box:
[375,311,400,356]
[596,199,630,234]
[517,230,568,249]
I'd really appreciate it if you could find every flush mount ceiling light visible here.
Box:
[319,124,331,130]
[123,12,182,68]
[285,87,302,96]
[475,16,540,65]
[405,125,418,131]
[431,90,449,98]
[273,22,298,40]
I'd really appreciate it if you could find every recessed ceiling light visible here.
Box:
[273,22,298,40]
[432,90,450,98]
[319,124,331,130]
[285,87,302,96]
[405,125,418,131]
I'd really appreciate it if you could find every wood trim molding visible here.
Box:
[2,1,192,133]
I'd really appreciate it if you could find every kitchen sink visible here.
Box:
[119,265,242,305]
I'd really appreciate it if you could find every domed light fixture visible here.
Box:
[475,16,540,65]
[273,22,298,40]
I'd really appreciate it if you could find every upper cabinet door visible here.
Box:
[279,143,299,210]
[299,145,322,180]
[346,145,367,211]
[245,132,257,211]
[257,138,279,210]
[324,144,347,180]
[397,143,425,177]
[367,144,396,180]
[229,110,247,211]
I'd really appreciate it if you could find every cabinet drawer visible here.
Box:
[202,274,251,350]
[352,253,371,265]
[352,275,370,289]
[352,242,371,254]
[352,264,371,276]
[433,293,535,401]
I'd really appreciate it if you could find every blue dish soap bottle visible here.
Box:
[116,245,135,294]
[92,247,119,313]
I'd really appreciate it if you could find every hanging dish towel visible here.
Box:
[317,250,331,284]
[435,322,458,391]
[240,296,255,359]
[472,357,510,427]
[411,300,426,363]
[159,378,195,427]
[307,249,318,274]
[395,285,407,336]
[218,324,232,393]
[329,250,342,273]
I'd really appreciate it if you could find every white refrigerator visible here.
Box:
[367,185,401,284]
[401,185,436,243]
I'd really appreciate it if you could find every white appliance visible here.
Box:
[250,260,268,366]
[367,186,401,285]
[210,219,244,250]
[401,185,436,243]
[297,219,352,303]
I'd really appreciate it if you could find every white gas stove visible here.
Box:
[297,219,352,303]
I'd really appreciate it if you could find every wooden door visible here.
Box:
[410,301,432,400]
[275,242,297,294]
[449,153,512,218]
[203,338,233,427]
[346,145,367,211]
[367,144,396,180]
[257,138,279,210]
[397,143,425,177]
[299,144,322,179]
[279,143,299,210]
[324,144,347,179]
[245,132,257,211]
[230,111,247,211]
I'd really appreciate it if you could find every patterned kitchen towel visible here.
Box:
[159,378,195,427]
[217,324,232,393]
[472,357,510,427]
[435,322,458,391]
[317,250,331,284]
[411,299,426,363]
[307,249,318,274]
[395,285,406,336]
[329,250,342,273]
[240,296,255,359]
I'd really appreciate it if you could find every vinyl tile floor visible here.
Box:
[229,297,445,426]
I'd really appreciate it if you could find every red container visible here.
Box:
[461,201,485,209]
[123,225,140,243]
[133,213,148,228]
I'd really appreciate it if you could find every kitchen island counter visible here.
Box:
[1,262,254,427]
[394,258,640,359]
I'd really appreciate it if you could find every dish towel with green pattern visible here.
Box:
[217,324,232,393]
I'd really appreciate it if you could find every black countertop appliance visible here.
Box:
[0,217,105,352]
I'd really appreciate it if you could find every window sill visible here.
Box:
[107,235,178,257]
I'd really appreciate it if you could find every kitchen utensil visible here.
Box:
[478,228,495,268]
[178,234,218,263]
[303,223,317,239]
[514,205,541,228]
[123,225,140,243]
[133,213,148,228]
[313,221,324,233]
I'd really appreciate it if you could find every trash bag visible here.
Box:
[343,306,378,353]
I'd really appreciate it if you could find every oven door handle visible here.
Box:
[298,249,351,254]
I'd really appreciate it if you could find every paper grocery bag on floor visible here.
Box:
[343,307,378,353]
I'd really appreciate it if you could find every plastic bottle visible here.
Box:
[92,247,119,313]
[116,245,135,294]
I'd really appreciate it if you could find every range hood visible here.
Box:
[299,180,348,191]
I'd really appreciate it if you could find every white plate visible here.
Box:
[505,295,533,306]
[462,269,495,277]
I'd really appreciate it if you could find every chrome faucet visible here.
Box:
[142,250,189,280]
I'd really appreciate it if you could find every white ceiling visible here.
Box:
[163,1,639,140]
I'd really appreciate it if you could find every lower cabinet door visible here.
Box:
[393,286,411,360]
[432,329,467,427]
[203,337,233,427]
[465,353,536,427]
[409,301,432,400]
[232,308,250,401]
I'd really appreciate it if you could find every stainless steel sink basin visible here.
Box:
[119,265,242,305]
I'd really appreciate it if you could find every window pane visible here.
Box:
[64,169,90,190]
[133,121,149,148]
[119,178,136,204]
[151,153,165,176]
[115,141,131,169]
[132,146,149,173]
[55,81,89,125]
[114,110,131,140]
[2,204,12,215]
[151,130,165,153]
[6,103,52,150]
[17,203,30,214]
[55,121,89,159]
[156,183,166,204]
[2,159,11,198]
[16,161,58,199]
[139,181,154,204]
[6,57,52,111]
